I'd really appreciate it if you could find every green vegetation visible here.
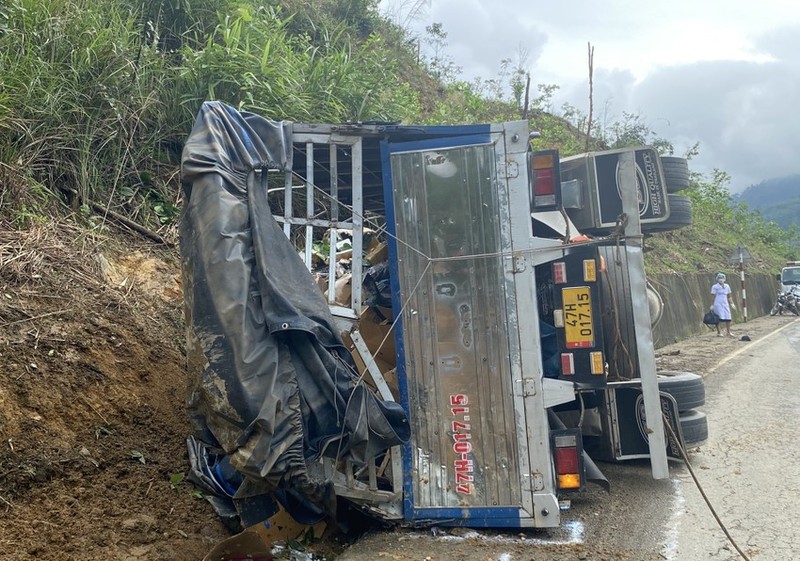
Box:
[735,175,800,232]
[0,0,418,227]
[0,0,796,273]
[644,170,798,274]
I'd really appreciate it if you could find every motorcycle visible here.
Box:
[770,291,787,315]
[787,287,800,315]
[771,287,800,316]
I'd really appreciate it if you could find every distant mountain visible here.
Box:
[734,175,800,231]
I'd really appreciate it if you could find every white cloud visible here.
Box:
[630,27,800,191]
[382,0,800,191]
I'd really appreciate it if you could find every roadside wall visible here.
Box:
[650,272,779,348]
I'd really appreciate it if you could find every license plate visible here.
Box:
[563,287,594,349]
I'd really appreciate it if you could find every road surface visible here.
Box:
[663,318,800,560]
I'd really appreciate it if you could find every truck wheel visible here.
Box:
[660,156,690,193]
[642,194,692,233]
[658,371,705,412]
[647,282,664,327]
[679,410,708,446]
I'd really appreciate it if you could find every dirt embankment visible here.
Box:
[0,222,228,561]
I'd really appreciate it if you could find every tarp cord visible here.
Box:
[662,414,752,561]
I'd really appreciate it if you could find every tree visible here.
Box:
[422,22,461,82]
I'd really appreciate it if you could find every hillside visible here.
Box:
[1,1,798,560]
[734,175,800,231]
[0,173,786,561]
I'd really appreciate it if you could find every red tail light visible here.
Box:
[530,150,561,210]
[534,168,555,196]
[555,446,579,474]
[560,353,575,375]
[553,262,567,284]
[552,431,584,491]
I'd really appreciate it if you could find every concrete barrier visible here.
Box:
[650,272,780,348]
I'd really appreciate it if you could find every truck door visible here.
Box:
[381,124,560,527]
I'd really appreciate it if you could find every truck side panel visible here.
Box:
[386,139,521,510]
[382,124,561,527]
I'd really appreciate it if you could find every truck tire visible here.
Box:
[679,410,708,446]
[660,156,690,193]
[642,194,692,233]
[658,371,705,411]
[647,282,664,327]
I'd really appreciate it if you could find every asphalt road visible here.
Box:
[663,318,800,560]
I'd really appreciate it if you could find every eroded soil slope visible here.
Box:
[0,221,228,560]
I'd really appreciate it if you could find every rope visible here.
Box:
[287,169,429,261]
[277,164,755,561]
[332,259,431,465]
[287,168,634,266]
[662,415,752,561]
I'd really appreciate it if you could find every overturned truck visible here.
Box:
[180,101,706,538]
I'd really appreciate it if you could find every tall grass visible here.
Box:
[176,6,419,123]
[644,170,796,274]
[0,0,180,226]
[0,0,795,271]
[0,0,420,229]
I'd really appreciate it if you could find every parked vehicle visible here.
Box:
[770,290,788,316]
[786,287,800,315]
[778,261,800,294]
[788,288,800,315]
[180,102,705,536]
[771,284,800,316]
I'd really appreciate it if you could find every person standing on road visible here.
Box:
[710,272,735,337]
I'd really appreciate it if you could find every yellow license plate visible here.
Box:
[563,286,594,349]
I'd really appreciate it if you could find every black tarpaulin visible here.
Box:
[179,101,409,501]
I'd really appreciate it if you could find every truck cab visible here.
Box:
[779,262,800,293]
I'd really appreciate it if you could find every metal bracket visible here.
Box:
[521,471,545,492]
[542,377,575,408]
[504,159,520,179]
[506,254,527,274]
[521,378,537,397]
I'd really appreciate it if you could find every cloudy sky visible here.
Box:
[381,0,800,193]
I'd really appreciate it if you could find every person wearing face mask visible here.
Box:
[710,272,735,337]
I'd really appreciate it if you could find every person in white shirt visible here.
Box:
[710,272,735,337]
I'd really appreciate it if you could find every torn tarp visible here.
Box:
[179,101,409,504]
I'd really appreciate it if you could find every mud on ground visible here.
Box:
[653,312,798,376]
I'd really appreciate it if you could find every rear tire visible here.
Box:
[642,194,692,233]
[679,410,708,446]
[661,156,690,193]
[658,371,705,412]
